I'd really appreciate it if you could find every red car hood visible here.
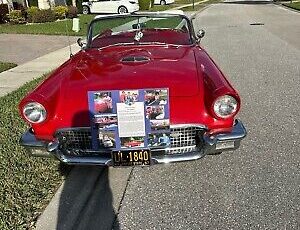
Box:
[22,45,237,140]
[67,45,200,97]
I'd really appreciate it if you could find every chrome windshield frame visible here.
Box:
[86,12,197,49]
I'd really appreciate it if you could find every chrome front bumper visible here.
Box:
[20,120,246,166]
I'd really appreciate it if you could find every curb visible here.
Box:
[274,2,300,13]
[173,0,210,9]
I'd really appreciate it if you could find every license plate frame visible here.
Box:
[112,149,151,167]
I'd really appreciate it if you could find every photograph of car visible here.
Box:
[98,131,116,148]
[94,115,118,128]
[121,137,144,148]
[150,119,170,131]
[19,11,246,166]
[94,92,113,113]
[82,0,139,14]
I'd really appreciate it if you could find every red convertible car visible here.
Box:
[19,11,246,166]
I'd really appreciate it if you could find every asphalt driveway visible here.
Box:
[116,3,300,229]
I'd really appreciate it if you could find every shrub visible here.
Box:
[28,0,38,6]
[66,0,83,13]
[53,5,68,19]
[32,9,56,23]
[0,4,9,23]
[12,1,24,10]
[67,6,78,18]
[138,0,151,10]
[7,10,26,24]
[26,6,39,23]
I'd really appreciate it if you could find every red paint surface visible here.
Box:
[19,44,240,141]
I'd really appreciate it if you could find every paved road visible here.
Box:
[36,3,300,230]
[0,34,77,64]
[116,3,300,229]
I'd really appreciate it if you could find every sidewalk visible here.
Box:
[0,34,76,65]
[0,43,79,97]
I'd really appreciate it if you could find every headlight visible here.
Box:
[23,102,47,123]
[213,95,238,118]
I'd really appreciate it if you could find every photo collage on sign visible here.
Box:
[89,88,170,150]
[145,89,171,148]
[93,91,118,149]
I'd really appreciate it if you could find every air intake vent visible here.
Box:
[121,56,150,63]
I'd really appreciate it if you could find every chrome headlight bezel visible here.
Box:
[23,102,47,124]
[213,95,238,119]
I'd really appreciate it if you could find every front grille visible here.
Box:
[56,128,92,150]
[56,125,205,156]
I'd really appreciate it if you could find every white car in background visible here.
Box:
[82,0,139,14]
[154,0,174,5]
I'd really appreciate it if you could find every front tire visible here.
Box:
[118,6,128,14]
[82,6,90,14]
[160,0,166,5]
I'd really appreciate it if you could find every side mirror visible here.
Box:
[77,38,86,49]
[196,29,205,42]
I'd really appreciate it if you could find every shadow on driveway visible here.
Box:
[57,166,120,230]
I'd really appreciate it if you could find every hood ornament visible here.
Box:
[134,31,143,42]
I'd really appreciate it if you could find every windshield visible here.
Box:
[88,14,194,49]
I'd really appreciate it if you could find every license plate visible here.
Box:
[112,149,151,167]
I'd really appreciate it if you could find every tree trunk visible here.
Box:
[7,0,14,11]
[24,0,29,7]
[72,0,76,7]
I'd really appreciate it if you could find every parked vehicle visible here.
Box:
[19,11,246,167]
[82,0,139,14]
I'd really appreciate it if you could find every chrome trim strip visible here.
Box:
[159,145,197,152]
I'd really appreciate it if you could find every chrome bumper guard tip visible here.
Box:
[203,119,247,154]
[20,129,54,157]
[20,120,246,166]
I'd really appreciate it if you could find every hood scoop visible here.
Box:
[121,56,150,64]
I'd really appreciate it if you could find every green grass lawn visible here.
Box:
[0,62,17,73]
[149,4,173,11]
[0,0,223,36]
[0,75,69,229]
[283,2,300,11]
[0,15,94,36]
[175,0,199,4]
